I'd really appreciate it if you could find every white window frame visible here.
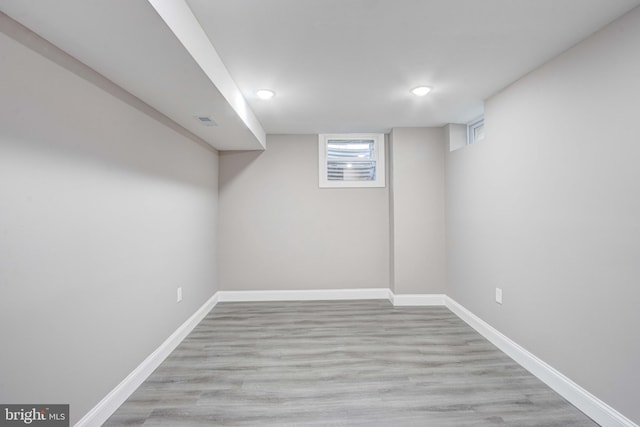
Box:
[318,133,386,188]
[467,117,485,144]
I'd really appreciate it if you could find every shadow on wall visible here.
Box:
[1,15,218,190]
[218,150,264,188]
[0,12,212,152]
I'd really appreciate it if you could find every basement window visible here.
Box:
[467,117,485,144]
[318,133,385,188]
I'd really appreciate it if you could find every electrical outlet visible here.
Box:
[177,287,183,303]
[495,288,503,304]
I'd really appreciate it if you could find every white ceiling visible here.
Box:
[1,0,639,150]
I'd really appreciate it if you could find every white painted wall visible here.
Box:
[446,7,640,424]
[0,27,219,425]
[445,123,467,152]
[218,134,389,291]
[390,128,447,294]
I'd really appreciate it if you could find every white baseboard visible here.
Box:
[217,289,447,307]
[217,288,392,302]
[445,297,638,427]
[75,292,220,427]
[390,293,446,306]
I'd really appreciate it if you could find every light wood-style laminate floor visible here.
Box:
[104,300,597,426]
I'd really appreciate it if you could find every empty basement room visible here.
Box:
[1,1,639,426]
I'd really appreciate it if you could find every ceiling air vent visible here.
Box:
[194,115,218,127]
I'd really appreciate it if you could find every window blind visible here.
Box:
[326,140,376,181]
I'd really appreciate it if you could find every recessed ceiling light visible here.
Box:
[411,86,432,96]
[256,89,275,100]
